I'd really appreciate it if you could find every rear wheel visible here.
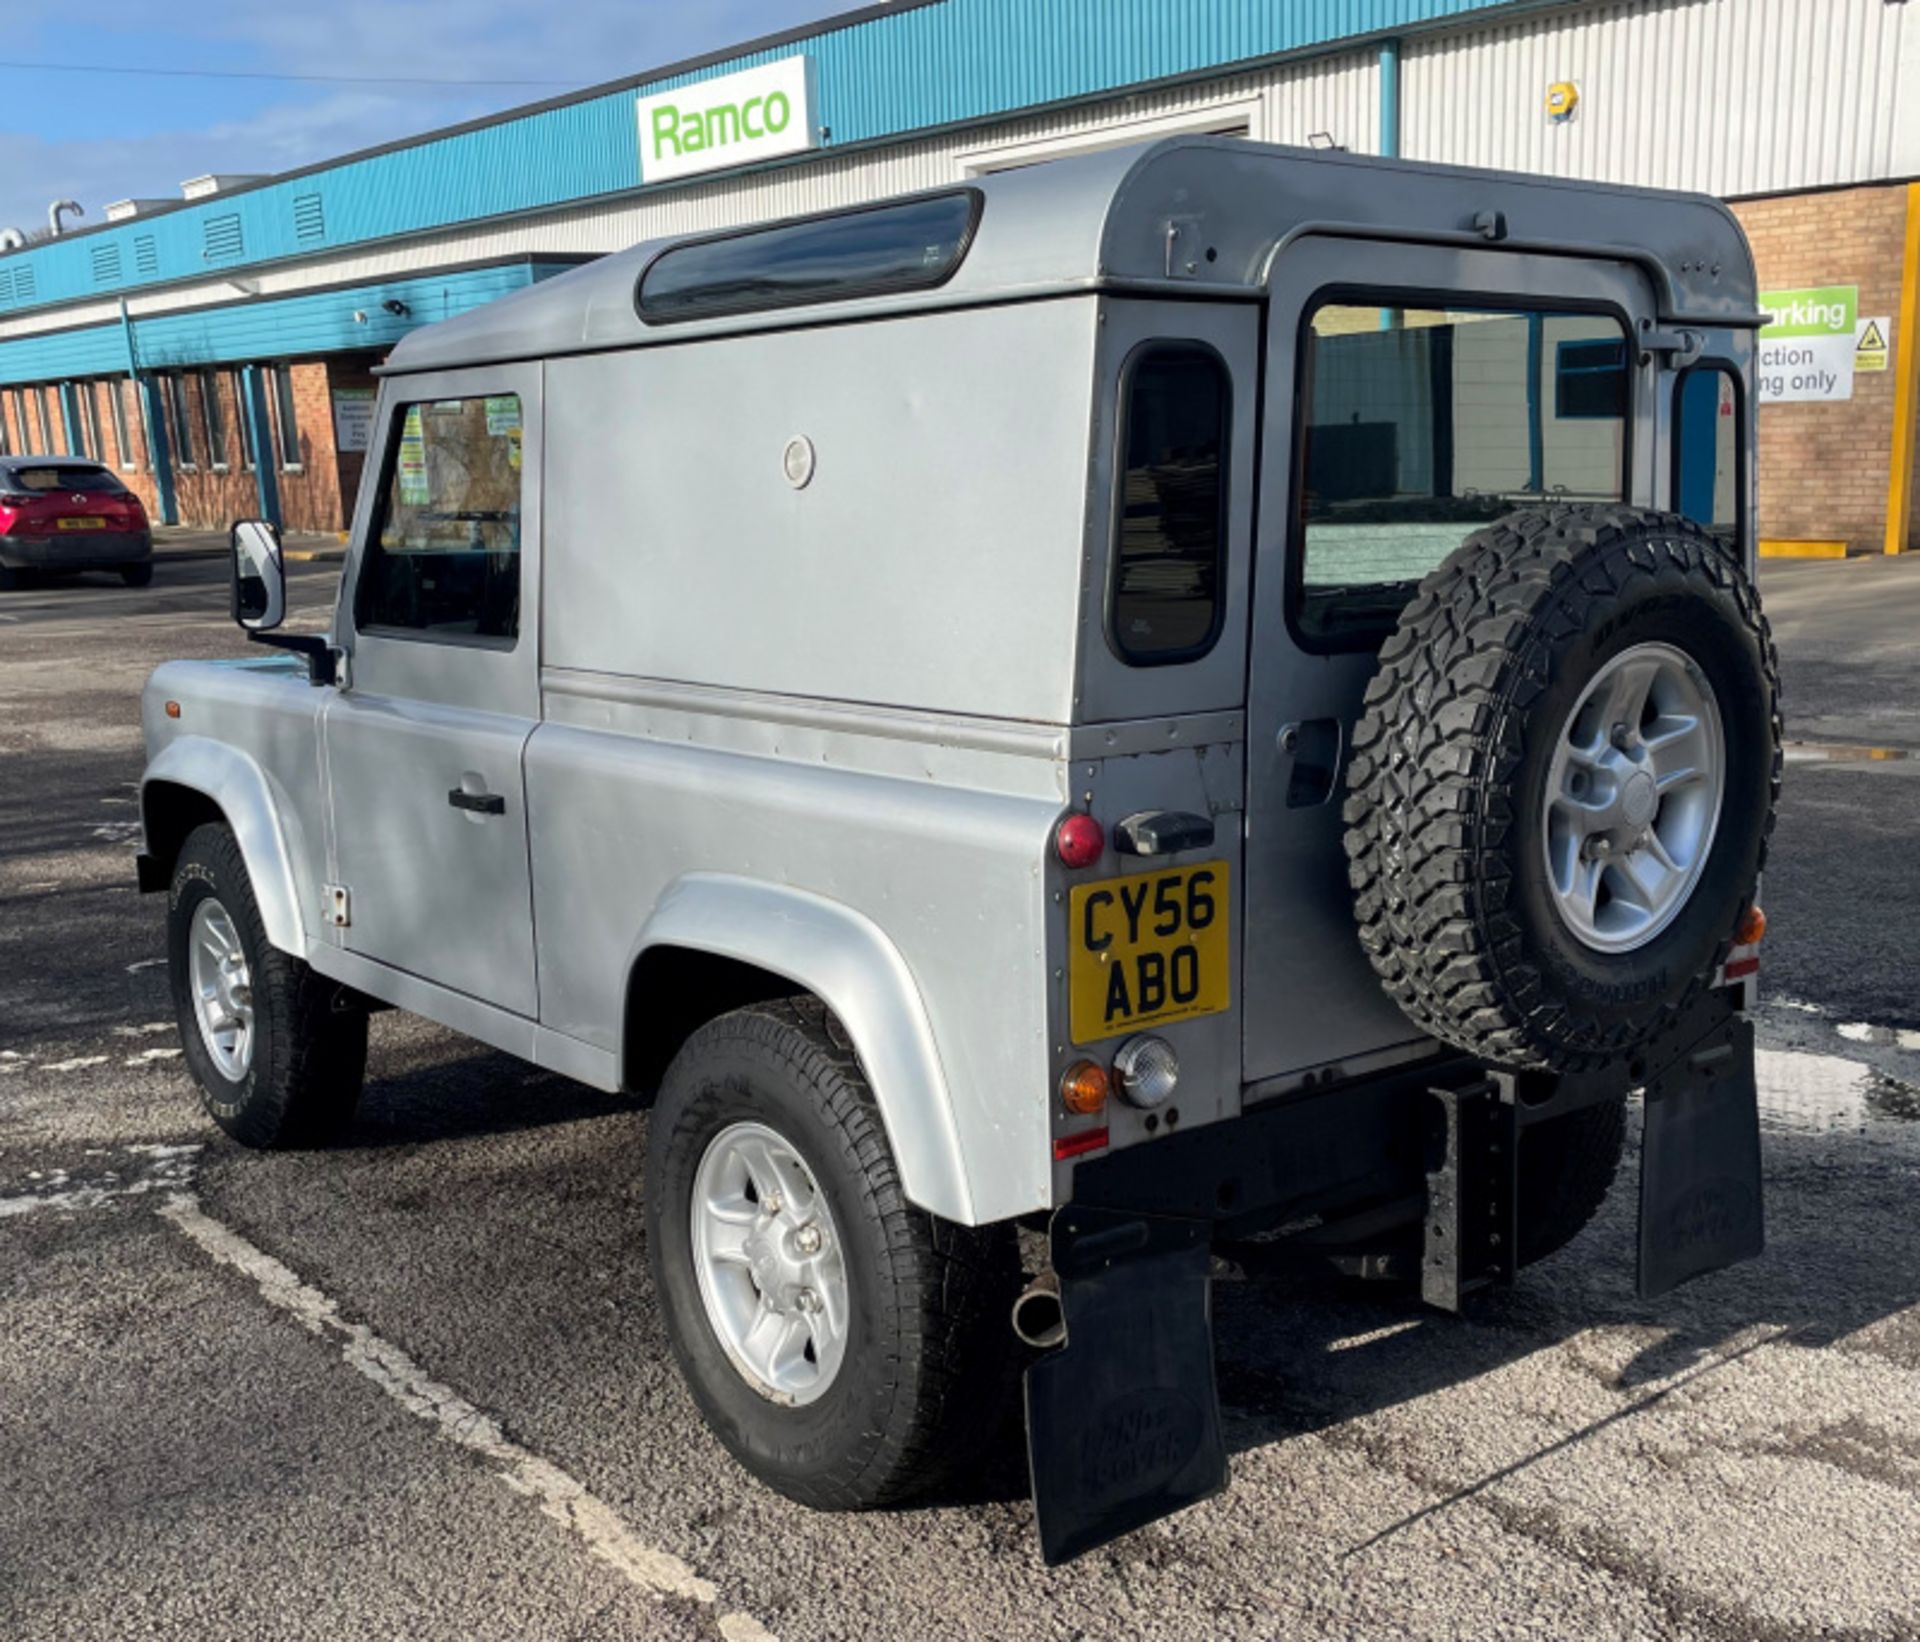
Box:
[120,562,154,588]
[168,822,366,1146]
[0,565,24,592]
[645,998,1020,1508]
[1343,506,1780,1073]
[1518,1097,1628,1266]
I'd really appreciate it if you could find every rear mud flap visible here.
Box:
[1638,1010,1764,1299]
[1024,1206,1226,1566]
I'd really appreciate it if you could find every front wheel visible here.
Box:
[168,822,366,1146]
[645,998,1019,1509]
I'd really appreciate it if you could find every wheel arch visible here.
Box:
[140,737,308,956]
[623,874,975,1224]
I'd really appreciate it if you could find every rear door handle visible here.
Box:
[1113,810,1216,857]
[448,788,506,816]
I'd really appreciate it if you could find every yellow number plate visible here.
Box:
[1069,860,1230,1044]
[57,516,105,530]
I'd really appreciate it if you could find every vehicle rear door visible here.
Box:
[324,365,541,1016]
[1241,236,1661,1089]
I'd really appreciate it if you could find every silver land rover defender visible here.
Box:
[137,138,1779,1564]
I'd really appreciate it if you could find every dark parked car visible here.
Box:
[0,457,152,589]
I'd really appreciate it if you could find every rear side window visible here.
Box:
[1674,365,1741,545]
[638,191,981,324]
[1110,345,1230,665]
[357,395,523,642]
[1295,299,1629,648]
[5,463,124,495]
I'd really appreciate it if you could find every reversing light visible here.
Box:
[1054,812,1104,869]
[1735,904,1767,946]
[1060,1059,1110,1115]
[1112,1035,1179,1109]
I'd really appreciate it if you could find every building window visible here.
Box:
[199,369,229,469]
[110,378,134,470]
[358,395,522,641]
[229,370,255,469]
[268,365,302,469]
[1555,337,1630,420]
[163,373,195,468]
[1110,344,1231,665]
[1294,299,1630,648]
[76,383,101,461]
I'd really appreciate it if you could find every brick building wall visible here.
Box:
[1730,185,1910,553]
[0,356,381,534]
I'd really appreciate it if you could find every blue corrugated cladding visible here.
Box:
[0,262,567,387]
[0,0,1525,321]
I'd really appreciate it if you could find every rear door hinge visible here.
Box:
[323,883,351,927]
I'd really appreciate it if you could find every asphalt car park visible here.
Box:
[3,553,1920,1640]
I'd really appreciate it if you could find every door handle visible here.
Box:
[448,788,506,816]
[1113,810,1215,857]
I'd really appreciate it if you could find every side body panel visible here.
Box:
[540,300,1098,723]
[139,656,330,952]
[526,692,1066,1226]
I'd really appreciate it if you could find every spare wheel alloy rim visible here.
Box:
[690,1120,849,1406]
[1541,640,1726,955]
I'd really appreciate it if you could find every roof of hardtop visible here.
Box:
[384,136,1759,376]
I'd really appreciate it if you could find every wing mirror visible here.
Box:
[230,518,286,631]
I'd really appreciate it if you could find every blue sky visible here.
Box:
[0,0,844,233]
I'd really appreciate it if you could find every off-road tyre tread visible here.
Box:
[647,997,1020,1511]
[169,822,366,1147]
[1343,505,1782,1072]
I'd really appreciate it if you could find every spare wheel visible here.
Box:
[1342,505,1781,1074]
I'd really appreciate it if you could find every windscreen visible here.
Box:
[5,463,126,495]
[1296,301,1629,645]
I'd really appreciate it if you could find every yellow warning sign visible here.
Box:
[1857,317,1890,373]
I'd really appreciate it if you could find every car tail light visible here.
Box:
[1059,1059,1110,1115]
[1054,812,1104,869]
[0,493,30,508]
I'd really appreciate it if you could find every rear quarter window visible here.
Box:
[1109,344,1231,666]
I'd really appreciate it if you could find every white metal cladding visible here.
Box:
[1403,0,1914,198]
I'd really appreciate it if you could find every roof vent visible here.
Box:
[105,199,174,223]
[181,173,266,201]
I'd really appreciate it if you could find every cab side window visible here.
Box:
[357,395,524,642]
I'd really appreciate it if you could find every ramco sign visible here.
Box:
[636,57,818,184]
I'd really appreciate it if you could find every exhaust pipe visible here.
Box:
[1011,1271,1066,1350]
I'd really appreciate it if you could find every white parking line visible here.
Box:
[157,1191,776,1641]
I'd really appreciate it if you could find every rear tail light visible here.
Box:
[1054,812,1104,869]
[0,493,30,508]
[1059,1060,1110,1115]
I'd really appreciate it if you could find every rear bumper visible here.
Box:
[0,530,152,569]
[1026,992,1762,1564]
